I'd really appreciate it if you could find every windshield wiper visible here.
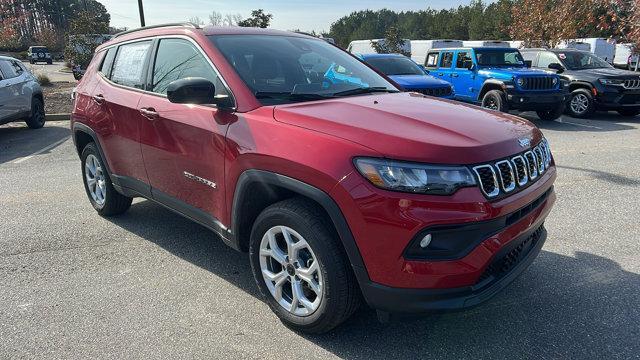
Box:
[332,87,399,97]
[254,91,334,101]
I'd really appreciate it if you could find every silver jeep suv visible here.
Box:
[0,56,45,129]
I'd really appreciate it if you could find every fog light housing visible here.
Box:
[419,234,432,248]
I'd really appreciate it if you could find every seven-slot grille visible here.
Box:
[623,79,640,89]
[473,139,552,199]
[520,77,555,90]
[417,87,452,97]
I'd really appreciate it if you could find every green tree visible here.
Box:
[237,9,273,28]
[371,26,410,56]
[64,11,109,68]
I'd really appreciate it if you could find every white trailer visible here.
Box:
[614,43,639,71]
[462,40,510,48]
[410,39,463,65]
[574,38,616,64]
[556,40,591,52]
[347,39,411,55]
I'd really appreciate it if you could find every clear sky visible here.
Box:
[102,0,482,33]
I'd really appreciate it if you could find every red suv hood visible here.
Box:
[273,92,543,164]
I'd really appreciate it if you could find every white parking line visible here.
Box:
[12,137,70,164]
[557,118,603,130]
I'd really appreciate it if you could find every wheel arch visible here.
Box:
[568,81,594,92]
[230,169,370,284]
[71,123,113,176]
[478,80,505,101]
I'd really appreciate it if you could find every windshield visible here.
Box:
[475,49,525,67]
[209,35,398,105]
[558,51,612,70]
[364,56,424,76]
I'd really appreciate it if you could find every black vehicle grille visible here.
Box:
[623,79,640,89]
[417,86,452,97]
[472,139,552,199]
[521,76,555,90]
[477,225,544,284]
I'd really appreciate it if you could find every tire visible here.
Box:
[249,198,360,333]
[29,59,34,64]
[536,104,565,121]
[81,143,132,216]
[25,97,45,129]
[617,109,640,117]
[481,90,509,112]
[566,89,595,118]
[47,60,52,65]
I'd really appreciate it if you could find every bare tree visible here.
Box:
[208,11,222,26]
[188,16,205,26]
[224,13,243,26]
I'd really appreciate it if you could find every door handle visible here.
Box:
[92,94,105,105]
[139,107,159,120]
[438,73,443,76]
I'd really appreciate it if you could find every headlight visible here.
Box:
[354,158,476,195]
[516,77,525,87]
[599,79,624,86]
[552,77,558,85]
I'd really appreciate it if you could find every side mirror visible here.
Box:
[464,61,475,71]
[167,77,228,106]
[417,64,428,74]
[548,63,565,73]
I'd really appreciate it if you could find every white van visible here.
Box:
[462,40,510,48]
[410,39,463,65]
[614,43,639,70]
[556,40,591,52]
[574,38,616,64]
[347,39,410,55]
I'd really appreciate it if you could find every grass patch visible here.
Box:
[37,74,52,86]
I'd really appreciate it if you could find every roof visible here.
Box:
[0,55,18,61]
[431,47,518,51]
[521,48,590,53]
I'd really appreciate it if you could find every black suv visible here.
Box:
[521,48,640,118]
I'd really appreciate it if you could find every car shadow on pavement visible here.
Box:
[0,123,70,164]
[520,112,639,132]
[108,200,639,359]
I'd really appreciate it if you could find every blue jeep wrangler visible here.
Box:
[425,47,568,120]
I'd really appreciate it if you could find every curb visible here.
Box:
[46,113,70,121]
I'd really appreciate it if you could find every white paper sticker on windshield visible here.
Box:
[558,53,566,60]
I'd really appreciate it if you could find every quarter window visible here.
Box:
[111,41,152,88]
[440,52,454,68]
[151,38,228,97]
[99,47,117,78]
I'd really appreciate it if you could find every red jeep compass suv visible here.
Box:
[71,24,556,333]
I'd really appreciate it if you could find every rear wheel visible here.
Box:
[617,109,640,117]
[25,97,45,129]
[81,143,132,216]
[481,90,509,112]
[566,89,595,118]
[536,104,565,121]
[249,198,360,333]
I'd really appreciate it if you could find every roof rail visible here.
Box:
[114,22,200,38]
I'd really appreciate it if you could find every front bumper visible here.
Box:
[506,90,568,111]
[595,87,640,110]
[361,222,547,313]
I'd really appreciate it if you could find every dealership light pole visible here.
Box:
[137,0,146,27]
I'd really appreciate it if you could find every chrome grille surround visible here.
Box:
[495,160,516,193]
[623,79,640,89]
[472,165,500,198]
[471,140,553,199]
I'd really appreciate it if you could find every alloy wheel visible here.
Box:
[484,98,498,110]
[259,225,323,316]
[84,154,107,206]
[570,93,589,114]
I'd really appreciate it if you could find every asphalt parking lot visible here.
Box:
[24,61,75,83]
[1,113,639,359]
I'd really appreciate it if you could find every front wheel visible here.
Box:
[81,143,132,216]
[536,104,565,121]
[566,89,595,118]
[481,90,509,112]
[25,97,45,129]
[617,109,640,117]
[249,198,360,334]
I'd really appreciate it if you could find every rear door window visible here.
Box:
[440,52,454,68]
[111,40,152,89]
[150,38,229,97]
